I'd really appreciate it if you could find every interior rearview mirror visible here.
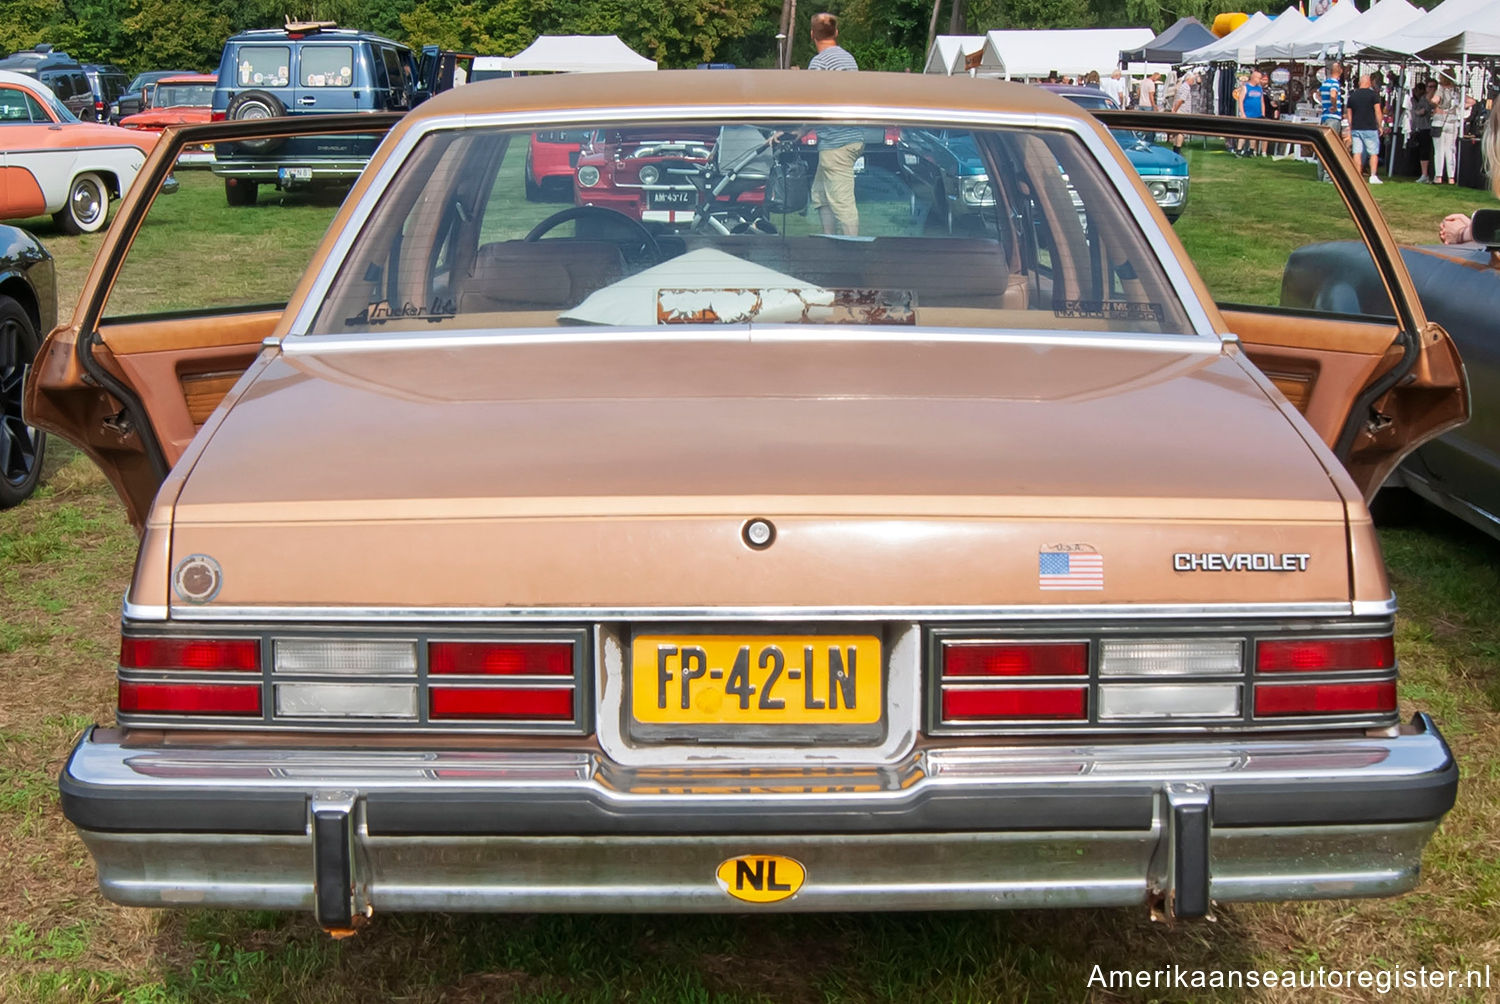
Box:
[1471,208,1500,250]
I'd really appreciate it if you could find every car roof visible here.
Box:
[0,68,56,90]
[82,64,125,74]
[227,27,405,47]
[412,69,1089,123]
[0,50,82,71]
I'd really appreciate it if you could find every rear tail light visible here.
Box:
[210,110,226,122]
[1254,681,1397,716]
[273,639,416,674]
[938,641,1088,724]
[1256,637,1394,673]
[120,636,259,671]
[430,686,575,720]
[429,641,573,676]
[118,680,261,716]
[942,641,1087,677]
[941,686,1086,721]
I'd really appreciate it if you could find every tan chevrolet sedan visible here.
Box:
[25,71,1470,931]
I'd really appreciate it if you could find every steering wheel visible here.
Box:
[524,205,663,267]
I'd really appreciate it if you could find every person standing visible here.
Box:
[1345,73,1384,183]
[1236,70,1266,156]
[1170,71,1196,155]
[1101,69,1127,106]
[1432,73,1460,185]
[1409,80,1435,183]
[806,12,862,235]
[1316,63,1345,181]
[1138,72,1157,111]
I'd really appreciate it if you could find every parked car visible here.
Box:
[1043,84,1190,222]
[573,126,732,226]
[897,128,995,230]
[109,69,194,123]
[82,63,129,122]
[210,22,448,206]
[28,75,1465,930]
[0,70,157,233]
[0,224,55,508]
[0,46,93,120]
[119,74,218,165]
[1282,225,1499,539]
[525,129,591,200]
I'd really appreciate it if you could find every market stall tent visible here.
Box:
[1120,17,1218,64]
[1255,0,1360,61]
[1358,0,1499,58]
[503,34,657,72]
[1182,11,1272,62]
[975,28,1154,78]
[923,35,986,75]
[1234,7,1310,63]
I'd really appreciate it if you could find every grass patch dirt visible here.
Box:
[3,139,1499,1002]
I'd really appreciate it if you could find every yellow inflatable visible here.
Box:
[1212,12,1249,37]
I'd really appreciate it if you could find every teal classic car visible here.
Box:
[1044,84,1189,222]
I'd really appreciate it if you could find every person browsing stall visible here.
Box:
[1344,73,1384,184]
[806,12,862,235]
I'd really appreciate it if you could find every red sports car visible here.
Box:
[573,126,767,228]
[524,129,590,200]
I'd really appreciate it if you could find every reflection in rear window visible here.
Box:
[311,119,1191,336]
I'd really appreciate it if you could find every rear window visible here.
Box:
[235,45,290,88]
[301,45,354,88]
[154,83,214,106]
[310,118,1191,337]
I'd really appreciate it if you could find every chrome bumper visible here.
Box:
[63,715,1456,924]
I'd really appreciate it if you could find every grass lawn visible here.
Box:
[2,145,1500,1002]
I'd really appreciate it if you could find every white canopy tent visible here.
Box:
[503,34,657,73]
[1230,7,1310,63]
[1181,12,1272,63]
[923,35,985,75]
[1255,0,1359,61]
[1302,0,1424,60]
[1357,0,1500,59]
[975,28,1154,79]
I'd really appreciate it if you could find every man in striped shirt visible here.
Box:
[807,12,862,235]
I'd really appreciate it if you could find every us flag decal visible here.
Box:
[1038,548,1104,590]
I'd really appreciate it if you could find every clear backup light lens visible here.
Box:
[275,682,418,718]
[638,164,660,185]
[577,164,600,187]
[1099,639,1241,677]
[273,639,417,674]
[1098,683,1240,720]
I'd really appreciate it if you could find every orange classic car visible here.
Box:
[118,73,216,165]
[26,72,1468,931]
[0,69,156,233]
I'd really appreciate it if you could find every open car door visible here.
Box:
[24,113,400,529]
[1096,110,1467,499]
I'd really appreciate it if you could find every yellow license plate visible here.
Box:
[631,634,882,726]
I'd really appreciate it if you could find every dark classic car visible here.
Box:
[0,224,56,507]
[897,128,995,231]
[1284,227,1499,538]
[25,77,1468,931]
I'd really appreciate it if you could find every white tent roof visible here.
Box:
[976,28,1154,78]
[1232,7,1310,63]
[1307,0,1424,59]
[1182,12,1272,62]
[923,35,985,74]
[1358,0,1500,58]
[1255,0,1360,60]
[504,34,656,73]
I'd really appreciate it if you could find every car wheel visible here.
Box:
[225,179,259,207]
[53,172,109,235]
[225,90,287,154]
[0,295,47,509]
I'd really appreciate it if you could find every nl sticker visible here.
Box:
[1038,545,1104,591]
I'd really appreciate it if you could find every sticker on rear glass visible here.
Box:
[1054,300,1164,323]
[656,288,915,325]
[1038,544,1104,591]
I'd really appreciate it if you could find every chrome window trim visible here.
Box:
[281,105,1219,340]
[130,598,1397,624]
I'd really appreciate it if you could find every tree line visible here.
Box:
[0,0,1282,77]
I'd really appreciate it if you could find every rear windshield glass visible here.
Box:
[310,119,1191,336]
[153,83,214,107]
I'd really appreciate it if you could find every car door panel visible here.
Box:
[25,113,401,529]
[1097,111,1468,499]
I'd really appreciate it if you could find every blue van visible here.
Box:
[210,23,433,206]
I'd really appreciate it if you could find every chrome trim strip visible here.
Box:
[282,105,1218,340]
[279,326,1222,356]
[134,599,1391,624]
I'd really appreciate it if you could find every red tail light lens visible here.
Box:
[429,641,573,676]
[942,642,1088,677]
[1254,681,1397,717]
[1257,637,1394,673]
[119,680,262,716]
[210,110,226,122]
[941,687,1087,721]
[120,637,260,672]
[430,686,574,720]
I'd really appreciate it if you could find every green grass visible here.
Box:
[4,137,1500,1002]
